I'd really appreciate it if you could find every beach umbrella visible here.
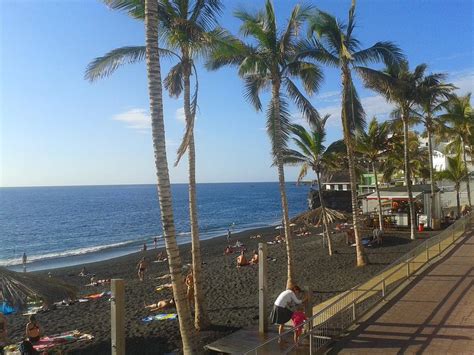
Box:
[0,267,77,309]
[290,207,349,227]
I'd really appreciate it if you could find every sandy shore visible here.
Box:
[4,225,437,354]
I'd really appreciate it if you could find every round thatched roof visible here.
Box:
[0,267,77,309]
[291,207,349,227]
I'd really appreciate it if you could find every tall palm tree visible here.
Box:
[143,0,196,352]
[417,73,455,226]
[358,61,425,240]
[381,130,429,183]
[85,0,224,330]
[282,115,345,256]
[355,117,390,232]
[437,153,468,218]
[440,93,473,208]
[207,0,322,286]
[303,0,404,264]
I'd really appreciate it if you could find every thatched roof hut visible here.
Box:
[0,267,77,309]
[291,207,349,227]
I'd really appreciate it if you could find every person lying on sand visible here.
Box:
[144,299,175,311]
[234,240,244,248]
[223,246,233,255]
[79,267,89,277]
[236,250,250,268]
[86,278,110,287]
[156,252,167,262]
[250,234,262,239]
[25,315,41,343]
[249,250,258,265]
[156,273,171,280]
[137,257,148,281]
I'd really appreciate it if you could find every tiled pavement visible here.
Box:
[331,229,474,354]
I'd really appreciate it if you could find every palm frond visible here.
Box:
[285,78,320,126]
[164,62,184,98]
[103,0,144,19]
[266,95,292,159]
[243,74,268,111]
[353,41,405,67]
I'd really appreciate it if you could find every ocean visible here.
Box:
[0,182,310,271]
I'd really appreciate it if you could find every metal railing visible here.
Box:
[245,213,473,355]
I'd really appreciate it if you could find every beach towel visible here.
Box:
[33,330,94,351]
[142,313,178,322]
[155,284,172,292]
[83,291,111,300]
[0,302,16,315]
[22,306,42,316]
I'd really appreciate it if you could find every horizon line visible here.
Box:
[0,180,314,189]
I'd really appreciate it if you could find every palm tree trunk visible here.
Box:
[456,184,461,218]
[183,64,210,330]
[316,170,332,255]
[402,114,416,240]
[372,162,384,232]
[144,1,196,352]
[427,124,436,228]
[462,143,472,208]
[272,79,295,287]
[341,65,367,266]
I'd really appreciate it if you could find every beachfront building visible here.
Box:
[361,184,442,229]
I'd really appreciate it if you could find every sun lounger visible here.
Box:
[142,313,178,322]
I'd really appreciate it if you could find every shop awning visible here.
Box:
[366,191,422,200]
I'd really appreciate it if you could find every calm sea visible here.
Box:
[0,183,310,271]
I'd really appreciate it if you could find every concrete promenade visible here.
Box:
[331,228,474,354]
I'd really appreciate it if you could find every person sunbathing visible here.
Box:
[236,250,250,268]
[145,299,175,311]
[249,250,259,265]
[156,252,167,262]
[223,246,233,255]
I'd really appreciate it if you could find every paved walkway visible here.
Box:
[331,229,474,354]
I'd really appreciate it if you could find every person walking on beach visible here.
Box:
[142,242,147,252]
[153,237,158,249]
[270,285,307,343]
[137,257,148,281]
[22,252,27,272]
[226,228,231,243]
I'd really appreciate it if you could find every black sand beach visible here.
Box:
[4,225,436,354]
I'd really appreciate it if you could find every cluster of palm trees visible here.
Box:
[86,0,472,352]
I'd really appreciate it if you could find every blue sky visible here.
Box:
[1,0,472,187]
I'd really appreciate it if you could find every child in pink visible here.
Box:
[291,310,307,345]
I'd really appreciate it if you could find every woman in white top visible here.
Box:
[270,285,305,338]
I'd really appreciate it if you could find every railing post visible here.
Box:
[111,279,125,355]
[382,279,386,300]
[258,243,268,335]
[425,243,429,261]
[406,261,410,277]
[352,302,356,322]
[438,235,441,255]
[308,316,313,355]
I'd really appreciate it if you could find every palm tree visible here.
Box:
[85,0,224,330]
[417,73,455,226]
[282,115,345,256]
[440,93,473,208]
[358,61,425,240]
[143,0,196,352]
[355,117,390,232]
[207,0,322,286]
[437,153,468,217]
[303,0,404,264]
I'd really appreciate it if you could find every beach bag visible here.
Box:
[19,340,36,355]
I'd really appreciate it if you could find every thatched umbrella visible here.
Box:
[0,267,77,309]
[291,207,349,227]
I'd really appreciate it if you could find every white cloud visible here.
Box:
[112,108,150,130]
[450,69,474,96]
[176,107,186,123]
[317,90,340,103]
